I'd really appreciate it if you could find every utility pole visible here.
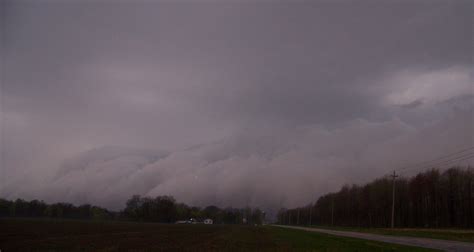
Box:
[391,170,399,229]
[309,203,312,226]
[297,208,300,225]
[331,196,334,226]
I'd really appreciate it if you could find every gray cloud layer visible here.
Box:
[1,0,473,212]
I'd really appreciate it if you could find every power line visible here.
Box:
[397,146,474,172]
[376,146,474,179]
[399,152,474,172]
[435,154,474,168]
[399,153,474,175]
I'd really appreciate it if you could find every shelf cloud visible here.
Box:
[1,0,472,212]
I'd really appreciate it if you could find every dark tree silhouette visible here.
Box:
[278,167,473,228]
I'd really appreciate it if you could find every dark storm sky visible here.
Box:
[1,0,472,210]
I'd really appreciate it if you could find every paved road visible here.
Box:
[273,225,474,252]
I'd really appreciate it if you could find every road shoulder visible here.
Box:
[273,225,474,252]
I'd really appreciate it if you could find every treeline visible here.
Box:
[123,195,265,224]
[0,198,114,220]
[0,195,265,225]
[278,167,473,228]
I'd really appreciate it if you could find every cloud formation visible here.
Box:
[1,1,472,213]
[3,81,472,212]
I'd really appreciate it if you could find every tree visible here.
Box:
[280,167,474,229]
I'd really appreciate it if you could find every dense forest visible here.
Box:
[0,195,265,225]
[278,167,473,228]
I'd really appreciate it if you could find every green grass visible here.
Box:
[0,218,438,251]
[268,226,437,251]
[306,225,474,243]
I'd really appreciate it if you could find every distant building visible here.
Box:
[204,218,213,225]
[175,218,198,224]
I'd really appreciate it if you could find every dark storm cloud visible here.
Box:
[1,0,472,211]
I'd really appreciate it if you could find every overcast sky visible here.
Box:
[1,0,473,212]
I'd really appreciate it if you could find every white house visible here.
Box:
[203,218,213,224]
